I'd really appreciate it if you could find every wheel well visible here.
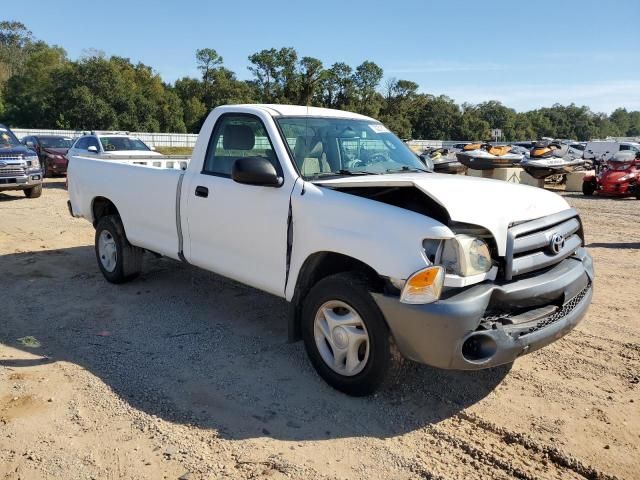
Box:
[288,252,383,342]
[92,197,120,226]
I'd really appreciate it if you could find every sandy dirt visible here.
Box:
[0,178,638,480]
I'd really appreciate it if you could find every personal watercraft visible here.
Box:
[423,147,465,174]
[521,140,587,179]
[455,143,524,170]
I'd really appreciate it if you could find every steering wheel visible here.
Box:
[368,153,388,164]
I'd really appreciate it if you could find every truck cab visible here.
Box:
[0,124,43,198]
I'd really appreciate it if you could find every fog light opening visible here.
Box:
[462,334,497,363]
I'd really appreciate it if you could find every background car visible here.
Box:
[67,132,162,159]
[22,135,74,177]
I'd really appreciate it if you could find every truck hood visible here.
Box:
[314,172,571,255]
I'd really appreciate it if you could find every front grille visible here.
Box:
[504,209,583,280]
[518,283,591,336]
[0,167,26,177]
[0,155,22,161]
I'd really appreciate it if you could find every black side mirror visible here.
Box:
[232,156,283,187]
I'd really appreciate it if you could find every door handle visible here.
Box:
[195,185,209,198]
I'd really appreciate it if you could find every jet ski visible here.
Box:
[521,140,587,179]
[455,143,524,170]
[423,147,465,174]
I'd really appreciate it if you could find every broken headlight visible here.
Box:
[440,234,492,277]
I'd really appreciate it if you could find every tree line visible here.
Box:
[1,20,640,141]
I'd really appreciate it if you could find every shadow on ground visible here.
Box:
[0,246,509,441]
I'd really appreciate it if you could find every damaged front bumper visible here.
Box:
[372,248,594,370]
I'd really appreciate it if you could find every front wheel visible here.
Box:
[95,215,144,283]
[582,180,596,196]
[301,272,396,396]
[23,184,42,198]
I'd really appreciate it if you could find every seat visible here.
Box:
[293,136,331,176]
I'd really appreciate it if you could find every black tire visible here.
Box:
[41,160,48,178]
[23,184,42,198]
[635,185,640,200]
[94,215,144,284]
[582,180,596,196]
[301,272,394,396]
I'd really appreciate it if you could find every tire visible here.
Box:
[635,185,640,200]
[301,272,395,396]
[41,160,48,178]
[582,180,596,196]
[23,184,42,198]
[94,215,144,284]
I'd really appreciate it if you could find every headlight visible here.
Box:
[441,235,492,277]
[25,155,40,168]
[400,266,444,304]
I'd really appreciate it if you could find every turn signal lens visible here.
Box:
[400,266,444,304]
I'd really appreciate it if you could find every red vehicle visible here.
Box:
[582,152,640,199]
[21,135,74,177]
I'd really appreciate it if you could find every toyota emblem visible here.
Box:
[549,233,565,255]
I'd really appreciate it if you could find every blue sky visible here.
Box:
[6,0,640,112]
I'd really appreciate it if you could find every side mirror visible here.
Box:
[149,146,156,151]
[232,157,283,187]
[26,141,35,148]
[87,146,98,153]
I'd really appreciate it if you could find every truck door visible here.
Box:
[184,113,292,297]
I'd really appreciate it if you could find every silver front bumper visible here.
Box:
[0,173,43,191]
[372,248,594,370]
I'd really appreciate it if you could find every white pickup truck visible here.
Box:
[68,104,594,396]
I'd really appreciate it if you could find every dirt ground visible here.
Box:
[0,178,638,480]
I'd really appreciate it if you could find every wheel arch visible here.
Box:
[287,251,385,342]
[91,196,120,227]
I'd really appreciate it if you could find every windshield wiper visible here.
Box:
[312,170,380,178]
[385,166,430,174]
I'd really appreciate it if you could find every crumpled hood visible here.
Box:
[314,172,571,255]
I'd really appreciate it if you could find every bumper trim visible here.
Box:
[372,248,593,370]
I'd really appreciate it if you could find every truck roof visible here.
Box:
[226,104,376,121]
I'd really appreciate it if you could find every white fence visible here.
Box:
[12,128,199,148]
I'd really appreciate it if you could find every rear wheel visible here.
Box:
[41,159,48,178]
[95,215,143,283]
[582,180,596,196]
[23,184,42,198]
[635,184,640,200]
[301,272,395,396]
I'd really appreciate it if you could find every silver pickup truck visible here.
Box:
[0,124,43,198]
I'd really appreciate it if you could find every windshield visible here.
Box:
[276,117,427,179]
[0,127,20,148]
[100,136,151,152]
[40,136,74,149]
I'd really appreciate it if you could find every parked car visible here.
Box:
[0,124,43,198]
[67,104,594,396]
[22,135,74,177]
[67,131,162,160]
[583,141,640,161]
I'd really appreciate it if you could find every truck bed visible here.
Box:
[68,156,186,260]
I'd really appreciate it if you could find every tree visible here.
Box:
[351,61,383,117]
[411,95,462,140]
[248,47,298,103]
[320,62,353,109]
[298,56,323,106]
[0,21,33,81]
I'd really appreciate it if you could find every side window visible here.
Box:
[619,144,630,151]
[75,137,88,150]
[203,115,278,176]
[87,137,100,150]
